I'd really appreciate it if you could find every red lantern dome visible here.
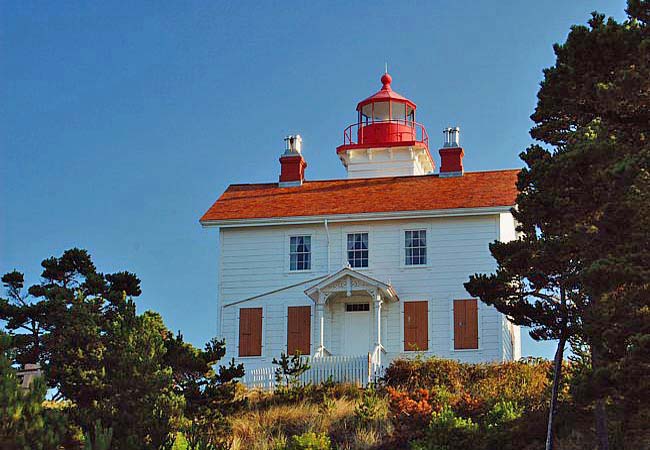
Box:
[337,73,431,157]
[336,73,433,178]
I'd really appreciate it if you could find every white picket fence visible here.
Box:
[243,354,384,390]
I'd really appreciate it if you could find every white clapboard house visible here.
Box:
[200,73,521,388]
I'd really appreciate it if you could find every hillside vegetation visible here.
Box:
[206,357,648,450]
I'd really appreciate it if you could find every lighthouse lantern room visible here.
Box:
[336,73,434,179]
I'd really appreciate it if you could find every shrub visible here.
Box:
[381,357,555,449]
[454,392,486,421]
[485,400,522,429]
[83,420,113,450]
[286,431,331,450]
[383,358,467,393]
[411,406,479,450]
[273,353,310,391]
[0,336,67,450]
[354,386,384,426]
[383,357,552,413]
[387,387,435,441]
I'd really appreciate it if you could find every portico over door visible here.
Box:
[304,267,398,359]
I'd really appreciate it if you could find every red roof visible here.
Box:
[356,73,416,110]
[200,170,520,224]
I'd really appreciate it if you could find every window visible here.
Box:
[347,233,369,268]
[239,308,263,357]
[289,235,311,271]
[287,306,311,355]
[345,303,370,312]
[453,299,479,350]
[405,230,427,266]
[372,101,389,122]
[404,301,428,351]
[391,102,406,121]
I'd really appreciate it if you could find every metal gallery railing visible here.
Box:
[342,119,429,148]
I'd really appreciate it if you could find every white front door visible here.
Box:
[343,303,371,356]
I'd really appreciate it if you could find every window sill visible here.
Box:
[347,264,371,271]
[399,264,430,269]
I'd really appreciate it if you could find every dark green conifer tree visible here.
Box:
[467,2,650,448]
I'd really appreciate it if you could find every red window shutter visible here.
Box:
[239,308,262,357]
[454,299,478,349]
[465,300,478,349]
[453,300,465,349]
[287,306,311,355]
[404,301,428,351]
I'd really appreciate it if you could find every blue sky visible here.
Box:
[1,1,627,359]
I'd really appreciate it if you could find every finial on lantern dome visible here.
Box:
[380,71,392,90]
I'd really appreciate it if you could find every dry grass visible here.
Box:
[228,388,390,450]
[231,401,320,448]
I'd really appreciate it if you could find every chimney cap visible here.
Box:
[443,127,460,148]
[283,134,303,155]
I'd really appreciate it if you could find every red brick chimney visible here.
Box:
[279,135,307,187]
[439,127,464,177]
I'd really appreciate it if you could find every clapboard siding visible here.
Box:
[217,214,520,370]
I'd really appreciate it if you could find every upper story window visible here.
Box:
[347,232,369,268]
[405,230,427,265]
[289,235,311,271]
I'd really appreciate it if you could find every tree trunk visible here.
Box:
[595,400,609,450]
[591,345,610,450]
[545,336,566,450]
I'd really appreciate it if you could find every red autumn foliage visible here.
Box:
[386,386,437,440]
[454,392,486,420]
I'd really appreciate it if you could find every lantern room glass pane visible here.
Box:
[391,102,406,120]
[361,104,373,120]
[372,102,389,122]
[407,106,415,123]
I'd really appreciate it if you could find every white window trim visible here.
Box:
[341,228,372,270]
[399,225,431,269]
[448,296,482,352]
[235,305,267,360]
[399,297,432,354]
[284,232,314,274]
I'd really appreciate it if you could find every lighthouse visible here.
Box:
[200,71,522,379]
[336,72,435,178]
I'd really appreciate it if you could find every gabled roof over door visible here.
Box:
[304,267,398,304]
